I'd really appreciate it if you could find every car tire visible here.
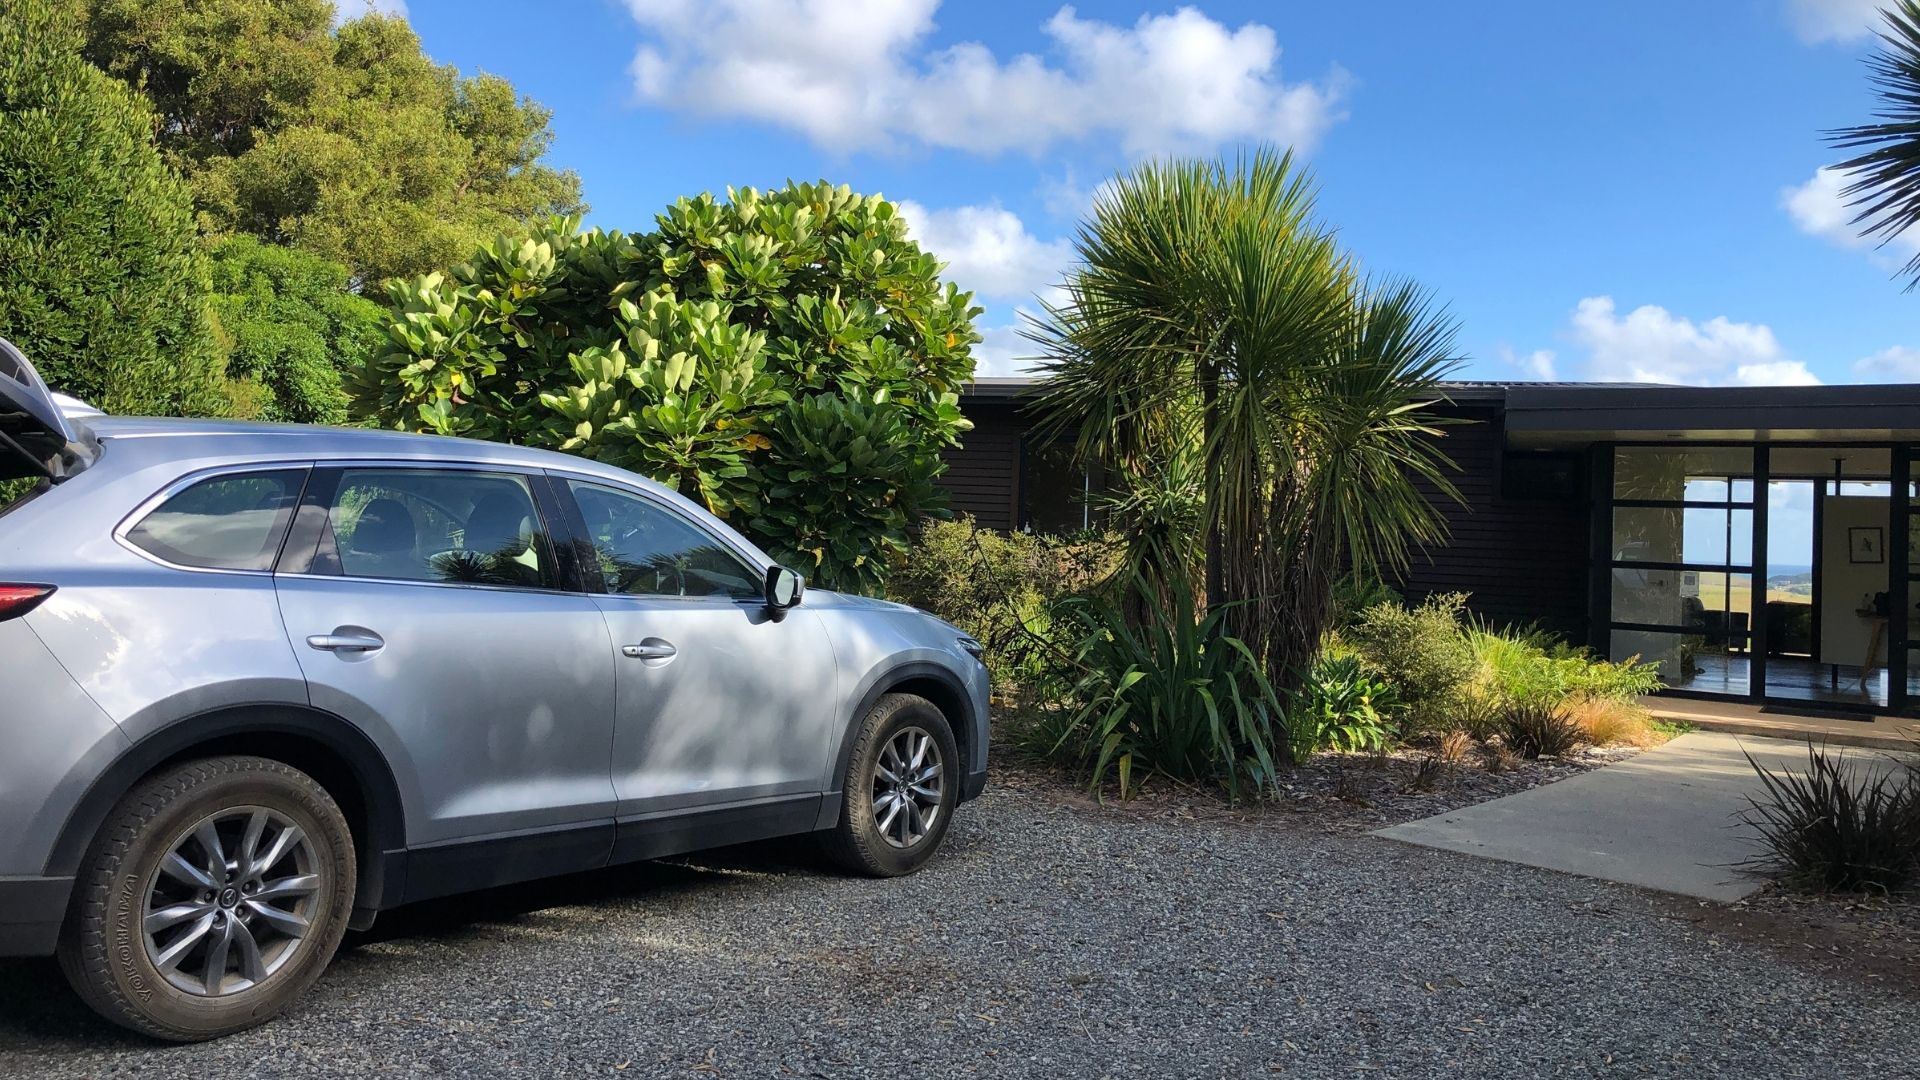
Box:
[56,756,356,1042]
[819,693,960,877]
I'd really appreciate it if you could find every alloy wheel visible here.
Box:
[871,726,943,849]
[141,806,323,997]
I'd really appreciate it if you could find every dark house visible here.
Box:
[943,377,1920,716]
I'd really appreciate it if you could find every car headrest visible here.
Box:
[465,492,535,557]
[348,498,417,556]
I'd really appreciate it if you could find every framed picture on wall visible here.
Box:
[1850,525,1885,564]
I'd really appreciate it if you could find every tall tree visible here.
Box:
[208,235,386,423]
[1828,0,1920,287]
[81,0,584,289]
[1029,149,1461,688]
[0,0,226,416]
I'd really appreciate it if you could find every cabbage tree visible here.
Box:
[1028,148,1461,689]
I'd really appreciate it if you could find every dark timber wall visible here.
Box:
[939,389,1594,645]
[1396,402,1591,644]
[941,399,1023,530]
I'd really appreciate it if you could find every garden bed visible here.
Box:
[987,742,1648,832]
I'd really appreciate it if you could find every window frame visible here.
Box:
[115,462,313,576]
[275,462,579,595]
[547,470,769,604]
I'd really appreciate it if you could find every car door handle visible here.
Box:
[621,639,677,661]
[306,629,385,653]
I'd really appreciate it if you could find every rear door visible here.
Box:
[273,464,619,888]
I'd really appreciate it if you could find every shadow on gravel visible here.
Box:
[0,958,144,1047]
[0,836,830,1046]
[347,834,827,948]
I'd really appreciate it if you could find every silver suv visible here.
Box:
[0,342,988,1041]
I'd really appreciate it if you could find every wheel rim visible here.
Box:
[141,806,323,997]
[871,726,943,849]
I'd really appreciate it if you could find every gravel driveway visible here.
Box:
[1,774,1913,1078]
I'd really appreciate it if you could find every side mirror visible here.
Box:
[764,565,804,618]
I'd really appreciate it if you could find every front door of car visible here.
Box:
[555,477,838,827]
[274,465,619,862]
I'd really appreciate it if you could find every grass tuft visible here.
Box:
[1742,744,1920,894]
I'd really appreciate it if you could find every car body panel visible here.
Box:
[275,573,620,845]
[595,596,840,816]
[0,621,129,876]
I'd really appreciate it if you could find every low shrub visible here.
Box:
[1502,701,1581,759]
[1346,593,1475,736]
[1286,653,1397,759]
[1021,571,1284,800]
[887,516,1119,688]
[1742,745,1920,893]
[1563,694,1659,748]
[1466,619,1662,710]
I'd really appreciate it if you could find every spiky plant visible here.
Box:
[1828,0,1920,287]
[1025,147,1460,693]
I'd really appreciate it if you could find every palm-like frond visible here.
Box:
[1027,146,1464,693]
[1828,0,1920,286]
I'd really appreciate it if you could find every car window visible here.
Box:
[124,469,306,571]
[566,480,761,599]
[315,468,554,589]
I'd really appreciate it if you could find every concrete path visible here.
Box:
[1376,731,1914,902]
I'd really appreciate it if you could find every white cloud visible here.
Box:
[334,0,406,22]
[1785,0,1887,44]
[1496,345,1558,380]
[970,320,1042,377]
[1853,344,1920,380]
[1733,359,1824,386]
[622,1,1347,156]
[1783,167,1864,247]
[1565,296,1821,386]
[1782,167,1920,270]
[896,200,1073,305]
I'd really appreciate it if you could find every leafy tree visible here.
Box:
[81,0,583,288]
[1828,1,1920,288]
[353,183,981,593]
[1028,148,1461,690]
[208,235,385,423]
[0,0,225,416]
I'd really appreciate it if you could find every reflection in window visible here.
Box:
[567,481,760,598]
[1613,447,1755,502]
[321,469,550,588]
[125,470,305,571]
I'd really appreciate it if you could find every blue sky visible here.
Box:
[370,0,1917,385]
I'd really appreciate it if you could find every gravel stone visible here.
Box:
[1,772,1914,1078]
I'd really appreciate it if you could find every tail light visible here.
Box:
[0,584,53,621]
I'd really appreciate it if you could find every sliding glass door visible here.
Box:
[1600,443,1920,713]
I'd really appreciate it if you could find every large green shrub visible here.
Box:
[0,0,224,416]
[209,236,386,424]
[1346,593,1476,735]
[352,186,981,593]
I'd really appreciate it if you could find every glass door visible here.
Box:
[1605,446,1755,696]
